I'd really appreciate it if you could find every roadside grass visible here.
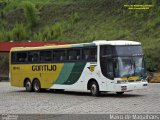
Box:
[0,0,50,13]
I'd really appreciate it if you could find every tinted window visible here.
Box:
[11,52,16,63]
[17,52,27,62]
[115,46,143,56]
[100,45,113,57]
[53,50,66,62]
[68,49,81,61]
[40,51,52,62]
[28,51,39,62]
[82,47,97,61]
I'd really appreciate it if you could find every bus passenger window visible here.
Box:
[53,50,66,62]
[17,52,27,63]
[82,47,97,61]
[28,52,39,62]
[68,49,81,61]
[83,49,89,60]
[40,51,52,62]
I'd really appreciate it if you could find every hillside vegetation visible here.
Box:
[0,0,160,71]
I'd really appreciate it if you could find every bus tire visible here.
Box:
[116,92,124,95]
[24,80,32,92]
[33,79,41,92]
[90,81,100,96]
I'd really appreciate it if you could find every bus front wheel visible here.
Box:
[33,79,41,92]
[24,80,32,92]
[90,81,100,96]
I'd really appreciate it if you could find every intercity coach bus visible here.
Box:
[10,40,148,96]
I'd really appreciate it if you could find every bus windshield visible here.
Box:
[114,45,143,56]
[114,56,145,78]
[100,45,146,79]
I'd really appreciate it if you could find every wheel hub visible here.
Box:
[35,83,39,91]
[91,84,97,94]
[26,82,31,89]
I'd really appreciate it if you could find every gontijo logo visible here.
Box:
[88,65,97,72]
[32,65,57,71]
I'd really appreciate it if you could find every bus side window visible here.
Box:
[40,51,52,62]
[83,49,89,60]
[28,52,39,62]
[11,52,17,63]
[53,50,66,62]
[17,52,27,63]
[68,49,81,61]
[90,48,97,60]
[82,47,97,61]
[106,59,114,79]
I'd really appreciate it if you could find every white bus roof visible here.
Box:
[11,40,141,52]
[93,40,141,45]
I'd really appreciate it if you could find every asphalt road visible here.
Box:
[0,82,160,114]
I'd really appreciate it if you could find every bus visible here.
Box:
[10,40,148,96]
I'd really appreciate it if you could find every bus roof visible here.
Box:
[10,40,141,52]
[10,42,96,52]
[93,40,141,45]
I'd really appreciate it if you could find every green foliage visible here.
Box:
[32,32,43,41]
[147,17,160,32]
[0,30,12,41]
[0,0,18,12]
[144,49,158,72]
[0,0,49,13]
[0,0,7,7]
[0,56,8,66]
[22,1,39,28]
[70,12,80,24]
[0,31,3,41]
[32,22,65,41]
[0,56,9,72]
[11,24,27,41]
[51,22,64,39]
[42,26,51,41]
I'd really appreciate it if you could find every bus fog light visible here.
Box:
[121,86,127,90]
[143,84,147,86]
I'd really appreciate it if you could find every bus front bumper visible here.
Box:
[115,82,148,92]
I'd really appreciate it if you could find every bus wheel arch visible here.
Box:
[24,78,32,92]
[87,79,100,96]
[32,78,41,92]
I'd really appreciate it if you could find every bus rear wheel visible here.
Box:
[90,81,100,96]
[24,80,32,92]
[33,79,41,92]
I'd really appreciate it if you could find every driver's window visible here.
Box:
[106,59,114,80]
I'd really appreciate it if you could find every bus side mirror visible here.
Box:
[108,72,114,80]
